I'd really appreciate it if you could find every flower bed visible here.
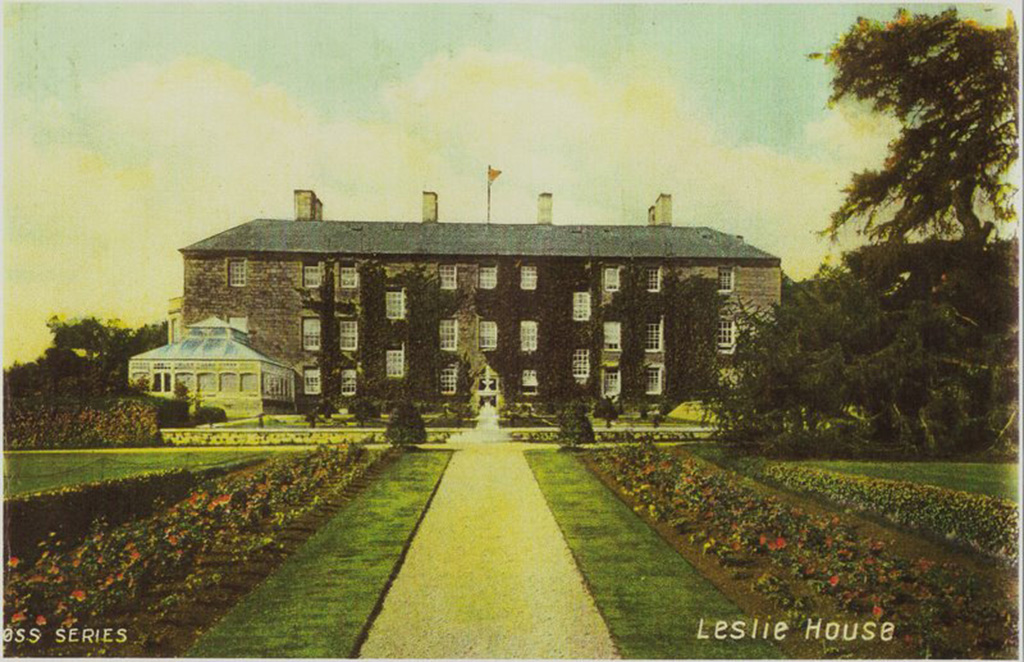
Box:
[759,463,1018,562]
[3,445,379,651]
[4,461,258,567]
[591,443,1017,658]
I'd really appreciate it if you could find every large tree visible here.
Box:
[821,8,1018,244]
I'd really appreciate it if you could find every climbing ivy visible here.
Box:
[309,257,722,413]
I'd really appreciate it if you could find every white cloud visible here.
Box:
[5,52,898,364]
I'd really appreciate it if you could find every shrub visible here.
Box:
[386,400,426,446]
[3,398,160,449]
[349,397,381,425]
[193,406,227,426]
[156,398,191,428]
[558,401,595,446]
[760,464,1019,561]
[594,398,619,428]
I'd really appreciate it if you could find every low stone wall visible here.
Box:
[161,427,458,446]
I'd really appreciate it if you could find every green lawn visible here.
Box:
[2,448,305,496]
[787,459,1019,500]
[526,450,779,659]
[188,451,451,658]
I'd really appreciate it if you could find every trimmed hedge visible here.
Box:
[3,463,251,566]
[761,463,1019,561]
[4,398,160,449]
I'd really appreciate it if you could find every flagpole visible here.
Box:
[487,164,492,224]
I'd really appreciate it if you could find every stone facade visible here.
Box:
[177,189,781,411]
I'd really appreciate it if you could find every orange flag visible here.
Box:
[488,166,502,182]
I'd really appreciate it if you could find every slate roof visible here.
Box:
[182,219,778,261]
[130,317,290,367]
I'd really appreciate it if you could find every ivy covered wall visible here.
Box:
[308,257,723,412]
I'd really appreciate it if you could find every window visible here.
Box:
[303,263,323,289]
[645,365,664,395]
[573,292,591,321]
[302,317,321,351]
[228,259,246,287]
[341,369,357,396]
[521,265,538,290]
[479,321,498,351]
[718,266,735,293]
[646,266,662,292]
[603,322,622,351]
[175,373,196,392]
[520,321,538,352]
[572,349,590,383]
[440,319,458,351]
[228,316,248,333]
[604,266,621,292]
[240,373,258,392]
[339,266,359,289]
[339,320,358,351]
[386,289,406,320]
[522,370,539,395]
[386,348,405,378]
[478,265,498,290]
[718,319,737,353]
[645,318,663,352]
[440,365,458,395]
[220,373,239,392]
[198,372,216,393]
[152,372,172,393]
[439,265,458,290]
[304,368,321,395]
[602,368,621,398]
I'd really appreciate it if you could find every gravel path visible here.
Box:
[359,445,618,659]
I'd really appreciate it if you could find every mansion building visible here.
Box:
[130,190,781,417]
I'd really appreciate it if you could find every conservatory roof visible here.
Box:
[130,317,290,368]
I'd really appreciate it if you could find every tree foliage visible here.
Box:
[821,8,1019,244]
[711,241,1017,459]
[4,317,166,399]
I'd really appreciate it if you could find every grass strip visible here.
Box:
[786,459,1018,500]
[3,449,304,496]
[527,450,779,660]
[187,451,451,658]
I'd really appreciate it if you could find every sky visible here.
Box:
[3,2,1017,365]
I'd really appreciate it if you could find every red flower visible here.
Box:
[758,534,767,546]
[775,536,787,550]
[130,550,141,561]
[70,589,87,601]
[11,611,26,624]
[72,558,81,568]
[36,615,47,626]
[168,535,179,546]
[8,556,19,568]
[872,605,884,618]
[829,575,840,587]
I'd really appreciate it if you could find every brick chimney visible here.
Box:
[294,190,322,221]
[422,191,438,223]
[649,193,672,226]
[537,193,553,225]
